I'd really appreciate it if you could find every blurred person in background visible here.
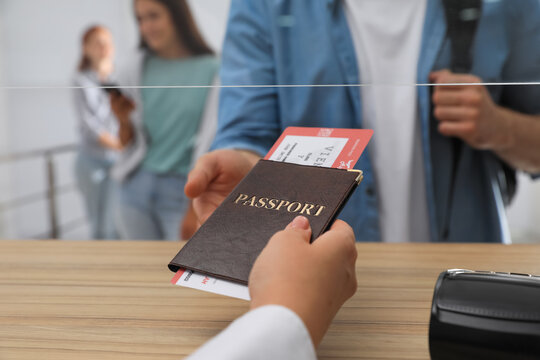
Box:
[110,0,219,241]
[74,25,121,240]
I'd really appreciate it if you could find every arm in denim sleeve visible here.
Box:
[211,0,281,157]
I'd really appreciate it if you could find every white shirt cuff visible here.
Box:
[187,305,317,360]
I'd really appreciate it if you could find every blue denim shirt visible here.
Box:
[213,0,540,243]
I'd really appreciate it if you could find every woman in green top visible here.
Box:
[110,0,219,240]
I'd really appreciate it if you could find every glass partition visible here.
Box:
[1,0,539,242]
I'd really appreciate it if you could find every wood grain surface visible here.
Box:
[1,240,539,359]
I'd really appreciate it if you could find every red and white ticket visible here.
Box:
[264,127,373,169]
[171,268,250,301]
[172,127,373,300]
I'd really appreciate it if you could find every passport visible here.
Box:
[168,159,363,285]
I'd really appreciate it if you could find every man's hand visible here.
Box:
[184,149,261,227]
[430,69,540,173]
[249,216,358,347]
[430,69,512,150]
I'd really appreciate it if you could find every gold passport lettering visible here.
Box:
[233,194,326,216]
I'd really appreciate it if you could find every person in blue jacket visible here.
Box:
[184,0,540,243]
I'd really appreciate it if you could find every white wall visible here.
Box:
[0,5,11,236]
[0,0,230,239]
[507,174,540,243]
[189,0,231,54]
[1,0,229,88]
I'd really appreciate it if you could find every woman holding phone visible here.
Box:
[74,25,121,239]
[110,0,219,240]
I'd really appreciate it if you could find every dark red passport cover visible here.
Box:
[168,160,362,285]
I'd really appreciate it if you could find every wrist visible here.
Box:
[250,293,327,346]
[491,106,516,151]
[237,149,262,165]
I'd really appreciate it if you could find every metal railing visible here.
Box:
[0,143,84,239]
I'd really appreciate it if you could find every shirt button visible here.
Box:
[366,187,375,197]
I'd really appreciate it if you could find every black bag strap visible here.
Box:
[442,0,483,73]
[439,0,483,240]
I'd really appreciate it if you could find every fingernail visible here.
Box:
[290,216,310,230]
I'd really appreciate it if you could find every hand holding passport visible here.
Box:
[250,215,358,346]
[170,127,373,299]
